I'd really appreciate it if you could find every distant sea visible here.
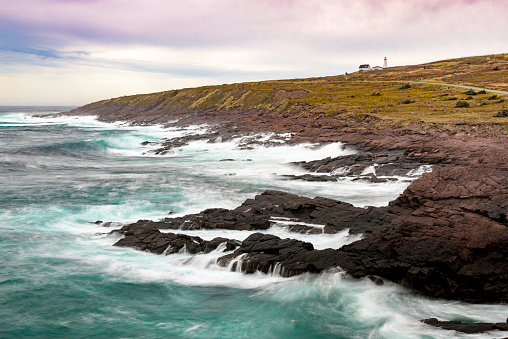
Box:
[1,106,506,338]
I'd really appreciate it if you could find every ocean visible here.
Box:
[1,106,506,338]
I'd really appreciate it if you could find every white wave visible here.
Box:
[361,164,377,176]
[162,226,362,251]
[269,217,326,229]
[407,164,434,177]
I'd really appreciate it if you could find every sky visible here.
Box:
[1,0,507,105]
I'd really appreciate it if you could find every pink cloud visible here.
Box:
[2,0,507,50]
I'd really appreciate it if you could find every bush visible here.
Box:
[399,83,411,90]
[488,95,499,100]
[370,92,381,96]
[466,96,473,100]
[463,89,478,96]
[493,66,500,71]
[455,101,470,108]
[494,109,508,117]
[478,90,487,94]
[401,99,414,104]
[445,97,458,101]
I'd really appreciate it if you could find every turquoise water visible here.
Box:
[1,107,506,338]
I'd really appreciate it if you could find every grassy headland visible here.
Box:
[75,53,508,128]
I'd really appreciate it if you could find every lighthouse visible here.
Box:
[383,57,387,69]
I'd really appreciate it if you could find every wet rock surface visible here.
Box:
[121,190,394,235]
[143,124,292,155]
[112,224,240,254]
[67,102,508,304]
[422,318,508,334]
[110,161,508,303]
[216,233,316,276]
[333,164,508,303]
[291,151,429,177]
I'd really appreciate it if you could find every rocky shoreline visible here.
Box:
[61,102,508,332]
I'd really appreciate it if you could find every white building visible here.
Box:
[359,64,372,71]
[358,58,387,71]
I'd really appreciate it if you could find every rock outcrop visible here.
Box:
[110,161,508,303]
[422,318,508,334]
[112,224,240,254]
[217,233,316,275]
[333,165,508,303]
[69,83,508,304]
[121,190,395,235]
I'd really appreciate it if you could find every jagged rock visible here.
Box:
[422,318,508,334]
[124,190,390,235]
[217,233,317,276]
[108,164,508,303]
[64,96,508,304]
[112,225,240,254]
[291,151,428,177]
[332,165,508,303]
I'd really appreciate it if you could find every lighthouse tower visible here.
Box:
[383,57,387,69]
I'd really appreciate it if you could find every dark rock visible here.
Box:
[112,225,239,255]
[108,165,508,303]
[332,165,508,303]
[367,275,385,286]
[422,318,508,334]
[130,190,385,235]
[66,98,508,304]
[290,151,429,178]
[217,233,317,276]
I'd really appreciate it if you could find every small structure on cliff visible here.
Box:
[359,58,387,71]
[359,64,372,71]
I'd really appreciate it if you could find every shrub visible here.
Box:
[488,95,499,100]
[478,90,487,94]
[496,99,506,104]
[401,99,414,104]
[399,83,411,90]
[493,66,500,71]
[370,92,381,96]
[463,89,478,95]
[455,101,470,108]
[494,109,508,117]
[466,96,473,100]
[445,97,458,101]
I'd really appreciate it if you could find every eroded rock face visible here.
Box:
[109,162,508,303]
[334,165,508,303]
[86,102,508,304]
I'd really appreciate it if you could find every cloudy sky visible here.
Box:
[1,0,507,105]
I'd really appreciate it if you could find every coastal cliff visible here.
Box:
[63,54,508,304]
